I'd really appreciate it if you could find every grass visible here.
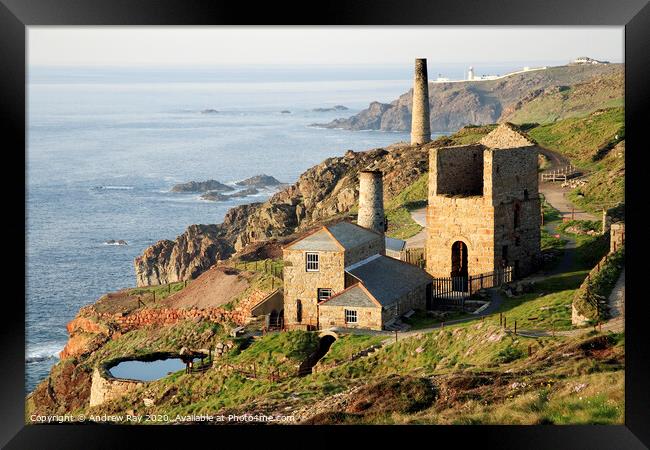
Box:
[82,320,225,368]
[317,334,385,367]
[557,219,602,235]
[402,309,470,330]
[130,280,190,302]
[495,272,587,331]
[506,74,623,125]
[385,173,428,240]
[527,107,624,168]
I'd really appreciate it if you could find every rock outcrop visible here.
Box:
[134,224,235,287]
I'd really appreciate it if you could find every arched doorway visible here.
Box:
[451,241,468,291]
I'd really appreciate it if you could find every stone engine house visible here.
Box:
[425,123,541,279]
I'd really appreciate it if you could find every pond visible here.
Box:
[108,357,200,382]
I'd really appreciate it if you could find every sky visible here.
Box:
[28,26,624,67]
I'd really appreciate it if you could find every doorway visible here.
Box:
[451,241,468,291]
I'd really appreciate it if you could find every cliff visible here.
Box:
[315,64,623,132]
[135,143,430,286]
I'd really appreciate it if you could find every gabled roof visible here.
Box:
[318,283,380,308]
[479,123,536,149]
[345,255,433,307]
[284,221,381,252]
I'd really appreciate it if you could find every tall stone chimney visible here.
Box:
[358,170,385,234]
[410,58,431,145]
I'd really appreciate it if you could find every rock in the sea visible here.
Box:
[171,180,233,193]
[229,187,259,198]
[134,224,234,287]
[280,110,291,114]
[200,191,230,202]
[201,109,219,114]
[105,239,128,246]
[200,187,260,202]
[312,105,349,112]
[235,175,283,188]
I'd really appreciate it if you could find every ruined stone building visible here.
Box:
[425,123,541,279]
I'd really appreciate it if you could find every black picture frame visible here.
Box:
[2,0,648,448]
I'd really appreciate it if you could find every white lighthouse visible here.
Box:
[468,66,475,81]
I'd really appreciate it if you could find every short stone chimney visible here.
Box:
[358,170,385,234]
[411,58,431,145]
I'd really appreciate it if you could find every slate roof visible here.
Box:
[318,284,378,308]
[285,221,381,252]
[319,255,433,309]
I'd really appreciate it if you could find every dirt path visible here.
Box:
[405,207,426,248]
[538,146,597,222]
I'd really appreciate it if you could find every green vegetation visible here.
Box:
[557,219,602,235]
[83,320,225,368]
[506,71,623,125]
[130,280,190,302]
[496,272,587,331]
[527,107,624,168]
[402,309,469,330]
[318,334,385,367]
[385,173,428,240]
[226,331,319,373]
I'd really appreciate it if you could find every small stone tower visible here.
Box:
[410,58,431,145]
[468,66,475,81]
[357,170,385,234]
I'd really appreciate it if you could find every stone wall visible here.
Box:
[318,304,382,330]
[426,195,495,277]
[283,249,345,329]
[343,236,386,267]
[489,147,541,276]
[89,367,143,408]
[383,285,428,321]
[610,222,625,253]
[431,145,484,196]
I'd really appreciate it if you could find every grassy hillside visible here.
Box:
[504,70,623,124]
[527,107,624,167]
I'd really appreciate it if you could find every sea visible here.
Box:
[26,62,546,393]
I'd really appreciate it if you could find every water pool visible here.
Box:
[108,357,199,381]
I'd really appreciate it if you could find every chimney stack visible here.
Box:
[411,58,431,145]
[358,170,385,234]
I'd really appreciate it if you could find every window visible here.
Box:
[524,189,529,200]
[296,299,302,323]
[345,309,358,324]
[318,288,332,302]
[306,252,319,272]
